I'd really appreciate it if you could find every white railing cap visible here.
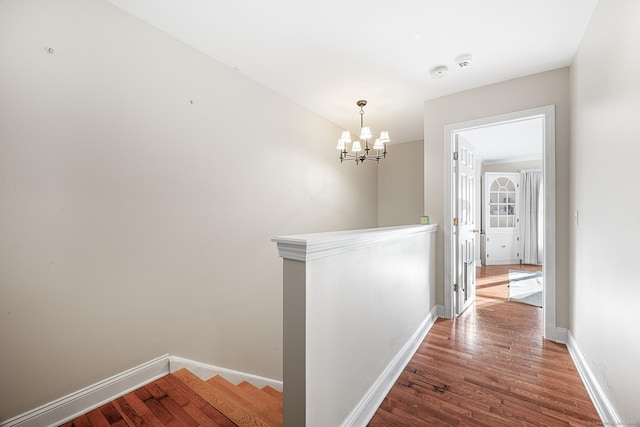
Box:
[272,224,437,262]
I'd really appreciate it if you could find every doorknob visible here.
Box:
[472,229,480,233]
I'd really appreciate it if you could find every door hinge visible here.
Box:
[453,151,459,161]
[454,283,458,292]
[453,217,459,227]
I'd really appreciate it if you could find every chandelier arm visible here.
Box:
[343,151,385,162]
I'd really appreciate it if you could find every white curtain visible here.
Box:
[520,169,543,265]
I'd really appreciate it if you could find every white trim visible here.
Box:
[168,356,282,391]
[566,331,620,424]
[272,224,437,262]
[0,355,170,427]
[341,305,439,427]
[541,105,557,341]
[436,304,445,318]
[0,355,284,427]
[482,154,545,165]
[442,105,557,343]
[555,327,568,344]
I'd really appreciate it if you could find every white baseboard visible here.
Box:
[0,355,170,427]
[341,305,439,427]
[169,356,282,391]
[0,355,283,427]
[566,331,620,424]
[436,304,445,318]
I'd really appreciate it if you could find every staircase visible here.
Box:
[173,369,282,427]
[61,368,282,427]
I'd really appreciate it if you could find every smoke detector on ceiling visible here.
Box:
[430,65,449,79]
[455,54,473,68]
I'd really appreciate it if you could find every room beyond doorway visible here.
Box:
[460,117,544,272]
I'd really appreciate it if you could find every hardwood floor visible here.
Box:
[62,264,600,426]
[368,264,601,426]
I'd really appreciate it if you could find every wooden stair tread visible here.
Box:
[237,381,282,410]
[260,385,283,406]
[172,368,275,427]
[160,376,236,427]
[207,376,282,427]
[236,381,282,414]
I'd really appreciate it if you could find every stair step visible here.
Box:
[207,376,282,427]
[163,374,236,427]
[260,385,283,407]
[237,381,282,411]
[172,368,275,427]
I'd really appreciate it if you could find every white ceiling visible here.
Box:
[459,117,543,165]
[104,0,597,144]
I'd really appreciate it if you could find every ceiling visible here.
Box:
[104,0,597,144]
[460,117,543,164]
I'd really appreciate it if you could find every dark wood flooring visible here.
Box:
[368,264,601,426]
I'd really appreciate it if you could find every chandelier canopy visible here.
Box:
[336,100,389,165]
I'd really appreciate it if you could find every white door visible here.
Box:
[453,135,477,315]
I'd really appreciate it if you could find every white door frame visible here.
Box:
[443,105,557,341]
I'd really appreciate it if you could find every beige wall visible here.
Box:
[424,68,570,325]
[0,0,378,420]
[569,0,640,422]
[378,140,424,226]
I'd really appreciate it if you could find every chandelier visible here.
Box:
[336,100,390,164]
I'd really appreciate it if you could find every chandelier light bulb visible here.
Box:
[379,131,390,143]
[337,130,351,150]
[360,126,372,140]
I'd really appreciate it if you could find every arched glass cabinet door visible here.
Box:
[488,176,517,229]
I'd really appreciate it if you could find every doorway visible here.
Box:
[443,105,558,341]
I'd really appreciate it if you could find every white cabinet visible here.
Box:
[482,172,521,265]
